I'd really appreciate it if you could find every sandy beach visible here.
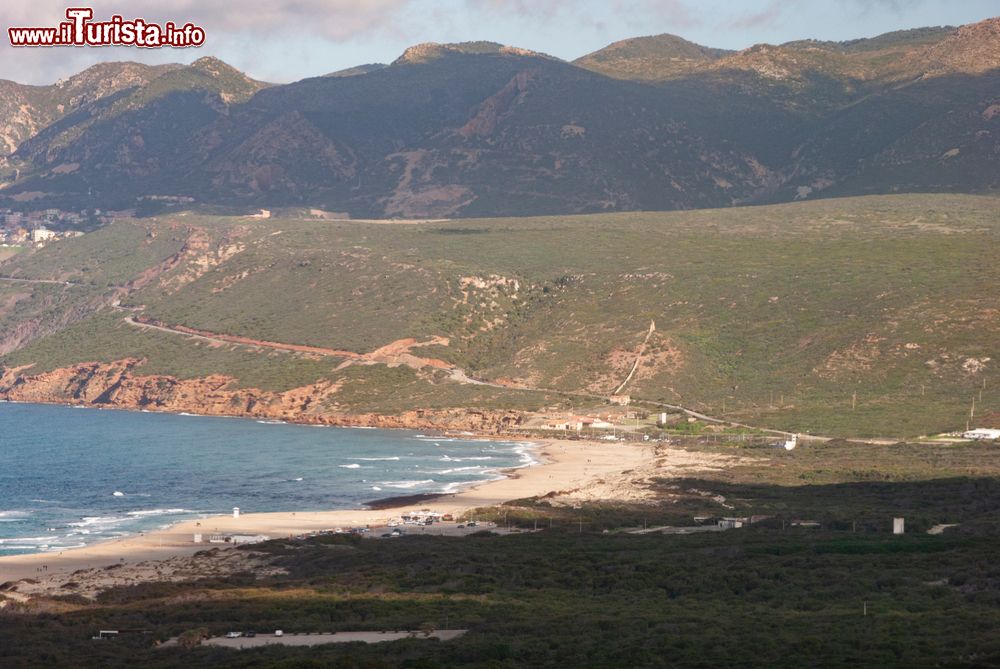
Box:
[0,437,661,587]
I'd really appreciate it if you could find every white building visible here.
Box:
[31,226,56,243]
[230,534,270,545]
[964,428,1000,441]
[571,416,614,431]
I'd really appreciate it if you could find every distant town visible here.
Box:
[0,208,115,247]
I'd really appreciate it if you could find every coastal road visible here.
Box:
[0,275,79,287]
[123,315,359,358]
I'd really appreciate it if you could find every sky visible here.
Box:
[1,0,997,85]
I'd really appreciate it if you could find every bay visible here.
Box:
[0,402,534,555]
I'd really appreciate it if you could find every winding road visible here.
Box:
[120,312,799,439]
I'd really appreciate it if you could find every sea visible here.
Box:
[0,402,536,556]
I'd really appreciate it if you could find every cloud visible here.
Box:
[0,1,411,40]
[626,0,700,28]
[851,0,926,10]
[845,0,928,15]
[0,0,413,83]
[475,0,573,19]
[471,0,700,33]
[723,0,925,31]
[726,0,799,30]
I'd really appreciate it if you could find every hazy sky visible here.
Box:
[1,0,996,84]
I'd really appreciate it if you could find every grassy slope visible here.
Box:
[1,194,998,435]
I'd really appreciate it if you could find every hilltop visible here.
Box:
[573,33,732,80]
[0,59,266,167]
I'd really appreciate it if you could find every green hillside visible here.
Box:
[573,33,731,80]
[1,194,998,437]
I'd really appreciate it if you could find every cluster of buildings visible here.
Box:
[544,415,618,431]
[0,208,93,247]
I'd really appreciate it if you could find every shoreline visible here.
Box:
[0,361,529,435]
[0,412,541,564]
[0,397,521,435]
[0,437,656,584]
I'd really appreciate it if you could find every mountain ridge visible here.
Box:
[0,17,998,218]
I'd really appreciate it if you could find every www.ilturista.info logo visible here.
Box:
[8,7,205,48]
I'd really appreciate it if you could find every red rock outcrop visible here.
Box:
[0,359,523,433]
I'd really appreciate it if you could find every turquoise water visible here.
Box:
[0,402,534,555]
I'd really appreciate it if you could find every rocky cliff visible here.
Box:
[0,360,524,433]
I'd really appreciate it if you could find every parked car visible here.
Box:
[225,631,242,638]
[274,630,284,637]
[245,631,256,638]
